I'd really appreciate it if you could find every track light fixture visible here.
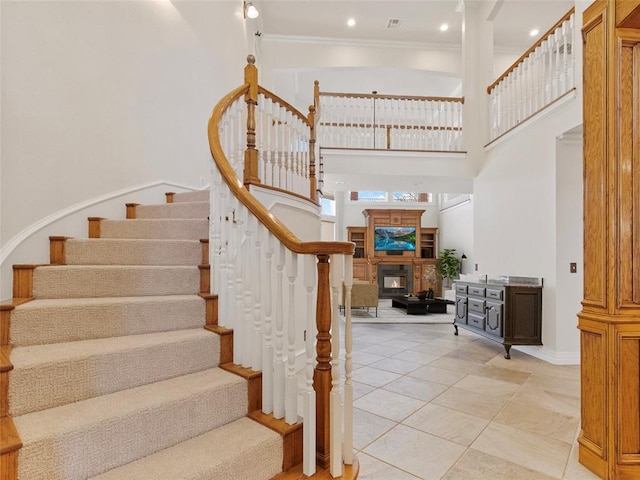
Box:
[244,1,259,19]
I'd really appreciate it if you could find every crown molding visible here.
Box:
[262,33,462,52]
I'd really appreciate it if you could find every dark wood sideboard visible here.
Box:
[454,281,542,359]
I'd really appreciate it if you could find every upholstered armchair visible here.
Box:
[341,279,379,317]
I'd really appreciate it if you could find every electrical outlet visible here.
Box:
[200,177,207,187]
[475,263,478,271]
[570,262,577,273]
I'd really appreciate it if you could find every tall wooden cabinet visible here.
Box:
[346,209,440,296]
[579,2,640,479]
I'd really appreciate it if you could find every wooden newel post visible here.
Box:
[313,254,332,468]
[244,54,260,187]
[308,105,317,203]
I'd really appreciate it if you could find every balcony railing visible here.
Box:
[487,7,576,142]
[316,89,464,152]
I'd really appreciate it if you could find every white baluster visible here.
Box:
[302,254,317,476]
[252,217,263,370]
[273,242,286,419]
[343,255,354,465]
[241,207,254,368]
[285,249,298,424]
[330,254,344,477]
[262,231,275,414]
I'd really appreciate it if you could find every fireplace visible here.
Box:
[378,264,413,298]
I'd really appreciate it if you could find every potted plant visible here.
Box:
[436,248,462,289]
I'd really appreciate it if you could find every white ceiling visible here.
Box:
[255,0,574,50]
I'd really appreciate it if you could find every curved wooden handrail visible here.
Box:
[259,86,312,128]
[487,7,575,94]
[320,91,464,103]
[208,83,354,256]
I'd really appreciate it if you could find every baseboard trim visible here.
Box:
[513,345,580,365]
[0,181,203,266]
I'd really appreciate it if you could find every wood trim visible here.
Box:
[248,410,303,472]
[198,265,210,294]
[320,91,465,103]
[12,265,38,299]
[272,454,360,480]
[200,293,218,326]
[200,239,209,266]
[49,236,69,265]
[0,416,21,480]
[125,203,139,219]
[220,363,262,413]
[207,58,352,256]
[0,305,14,346]
[313,254,332,469]
[87,217,104,238]
[204,325,233,364]
[165,192,175,203]
[487,7,576,93]
[0,345,12,418]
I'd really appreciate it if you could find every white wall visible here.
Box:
[554,131,583,360]
[1,1,249,299]
[474,97,582,362]
[438,197,474,274]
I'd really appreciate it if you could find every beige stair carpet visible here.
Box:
[32,265,200,298]
[135,201,209,219]
[99,218,209,239]
[171,189,210,203]
[65,238,202,265]
[92,417,283,480]
[14,368,247,480]
[10,295,206,346]
[9,329,219,416]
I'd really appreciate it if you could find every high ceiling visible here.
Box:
[255,0,575,51]
[248,0,576,194]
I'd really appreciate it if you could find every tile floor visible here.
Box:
[345,314,601,480]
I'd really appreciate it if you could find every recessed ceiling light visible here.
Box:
[440,23,449,32]
[347,18,356,27]
[530,28,539,36]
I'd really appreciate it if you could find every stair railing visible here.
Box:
[315,89,464,152]
[487,7,575,142]
[208,55,355,477]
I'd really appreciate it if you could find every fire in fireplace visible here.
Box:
[378,264,413,298]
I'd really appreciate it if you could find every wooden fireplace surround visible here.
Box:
[346,209,440,297]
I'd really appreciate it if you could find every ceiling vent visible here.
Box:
[387,18,402,29]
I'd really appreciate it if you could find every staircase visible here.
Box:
[4,190,286,480]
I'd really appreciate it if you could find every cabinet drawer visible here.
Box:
[468,286,486,297]
[468,298,485,313]
[455,284,468,294]
[486,288,504,300]
[468,312,486,329]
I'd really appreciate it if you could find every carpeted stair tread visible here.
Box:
[135,201,209,219]
[9,329,219,416]
[10,295,205,346]
[171,190,210,203]
[99,218,208,239]
[92,417,283,480]
[33,265,200,298]
[65,238,202,265]
[14,368,248,480]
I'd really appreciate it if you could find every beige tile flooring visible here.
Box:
[346,318,601,480]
